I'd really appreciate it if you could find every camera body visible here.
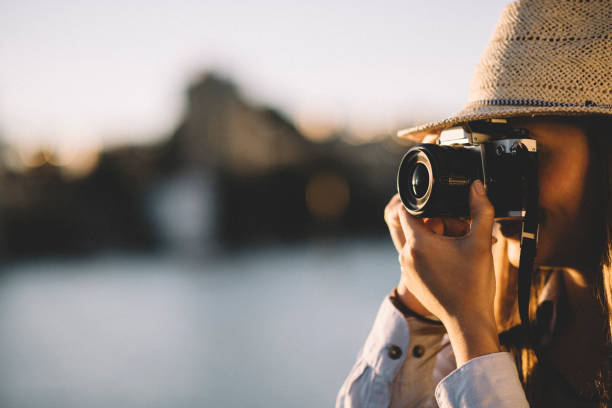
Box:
[397,120,537,219]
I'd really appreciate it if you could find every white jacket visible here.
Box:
[335,296,530,408]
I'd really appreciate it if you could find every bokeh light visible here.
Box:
[305,171,351,220]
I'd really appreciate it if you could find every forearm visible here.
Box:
[397,278,501,368]
[442,313,501,367]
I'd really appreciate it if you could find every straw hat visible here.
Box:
[399,0,612,141]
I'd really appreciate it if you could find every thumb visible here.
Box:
[469,180,495,237]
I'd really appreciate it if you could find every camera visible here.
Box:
[397,119,537,219]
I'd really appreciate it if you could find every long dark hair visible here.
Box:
[494,116,612,407]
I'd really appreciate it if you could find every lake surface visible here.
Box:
[0,239,398,408]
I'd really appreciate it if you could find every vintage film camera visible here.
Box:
[397,119,537,219]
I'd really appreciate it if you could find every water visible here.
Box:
[0,239,399,408]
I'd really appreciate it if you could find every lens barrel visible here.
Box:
[397,144,482,217]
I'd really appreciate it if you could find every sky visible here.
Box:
[0,0,510,153]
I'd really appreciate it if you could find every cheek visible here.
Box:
[537,152,588,223]
[502,143,589,268]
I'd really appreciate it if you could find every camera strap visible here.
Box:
[517,145,539,341]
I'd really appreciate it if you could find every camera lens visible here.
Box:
[411,163,429,198]
[397,143,482,217]
[397,148,434,215]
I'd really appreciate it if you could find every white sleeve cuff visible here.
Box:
[435,352,529,408]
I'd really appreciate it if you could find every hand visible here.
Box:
[384,196,471,318]
[395,180,500,366]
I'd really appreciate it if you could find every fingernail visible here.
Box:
[473,180,485,195]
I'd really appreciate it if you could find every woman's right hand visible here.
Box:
[384,194,470,318]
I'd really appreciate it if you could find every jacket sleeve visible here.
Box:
[336,296,531,408]
[335,296,447,408]
[435,352,530,408]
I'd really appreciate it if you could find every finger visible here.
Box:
[384,195,403,226]
[398,206,434,244]
[389,223,406,252]
[441,217,470,237]
[423,218,444,235]
[385,196,406,251]
[469,180,495,238]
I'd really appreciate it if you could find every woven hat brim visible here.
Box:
[398,105,612,142]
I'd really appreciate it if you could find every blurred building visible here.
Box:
[0,73,414,258]
[173,74,314,175]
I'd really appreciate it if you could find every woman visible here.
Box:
[336,1,612,407]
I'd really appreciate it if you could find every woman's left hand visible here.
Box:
[397,180,501,366]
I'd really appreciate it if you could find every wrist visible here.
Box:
[396,280,433,318]
[442,312,500,367]
[390,287,443,325]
